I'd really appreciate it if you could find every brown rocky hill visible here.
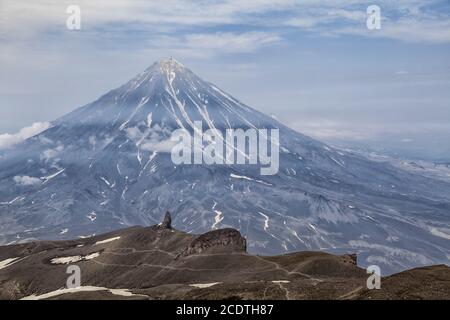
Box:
[0,213,448,300]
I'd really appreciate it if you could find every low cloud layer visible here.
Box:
[0,122,51,150]
[13,175,42,186]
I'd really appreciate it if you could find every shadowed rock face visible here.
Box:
[0,223,448,300]
[178,228,247,257]
[341,254,357,265]
[161,211,172,229]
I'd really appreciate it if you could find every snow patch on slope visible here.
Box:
[50,252,100,265]
[430,227,450,240]
[230,174,272,186]
[0,257,20,270]
[95,236,121,245]
[21,286,145,300]
[258,212,270,231]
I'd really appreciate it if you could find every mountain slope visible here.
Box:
[0,58,449,275]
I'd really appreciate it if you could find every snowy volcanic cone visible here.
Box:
[0,58,449,274]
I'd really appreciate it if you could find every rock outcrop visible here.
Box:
[341,253,358,265]
[160,211,172,229]
[178,228,247,258]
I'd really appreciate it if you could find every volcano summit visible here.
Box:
[0,58,449,275]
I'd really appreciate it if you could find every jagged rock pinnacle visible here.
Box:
[161,211,172,229]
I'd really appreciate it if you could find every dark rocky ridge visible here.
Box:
[178,228,247,258]
[0,215,448,300]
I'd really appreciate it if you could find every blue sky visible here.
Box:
[1,0,449,159]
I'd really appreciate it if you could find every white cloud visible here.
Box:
[13,175,42,186]
[125,125,174,153]
[2,0,449,44]
[289,119,375,141]
[0,122,51,150]
[281,3,450,44]
[125,127,141,140]
[184,32,282,53]
[288,118,450,143]
[0,0,294,38]
[285,7,366,28]
[332,18,450,44]
[140,139,175,153]
[140,31,282,59]
[40,145,64,162]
